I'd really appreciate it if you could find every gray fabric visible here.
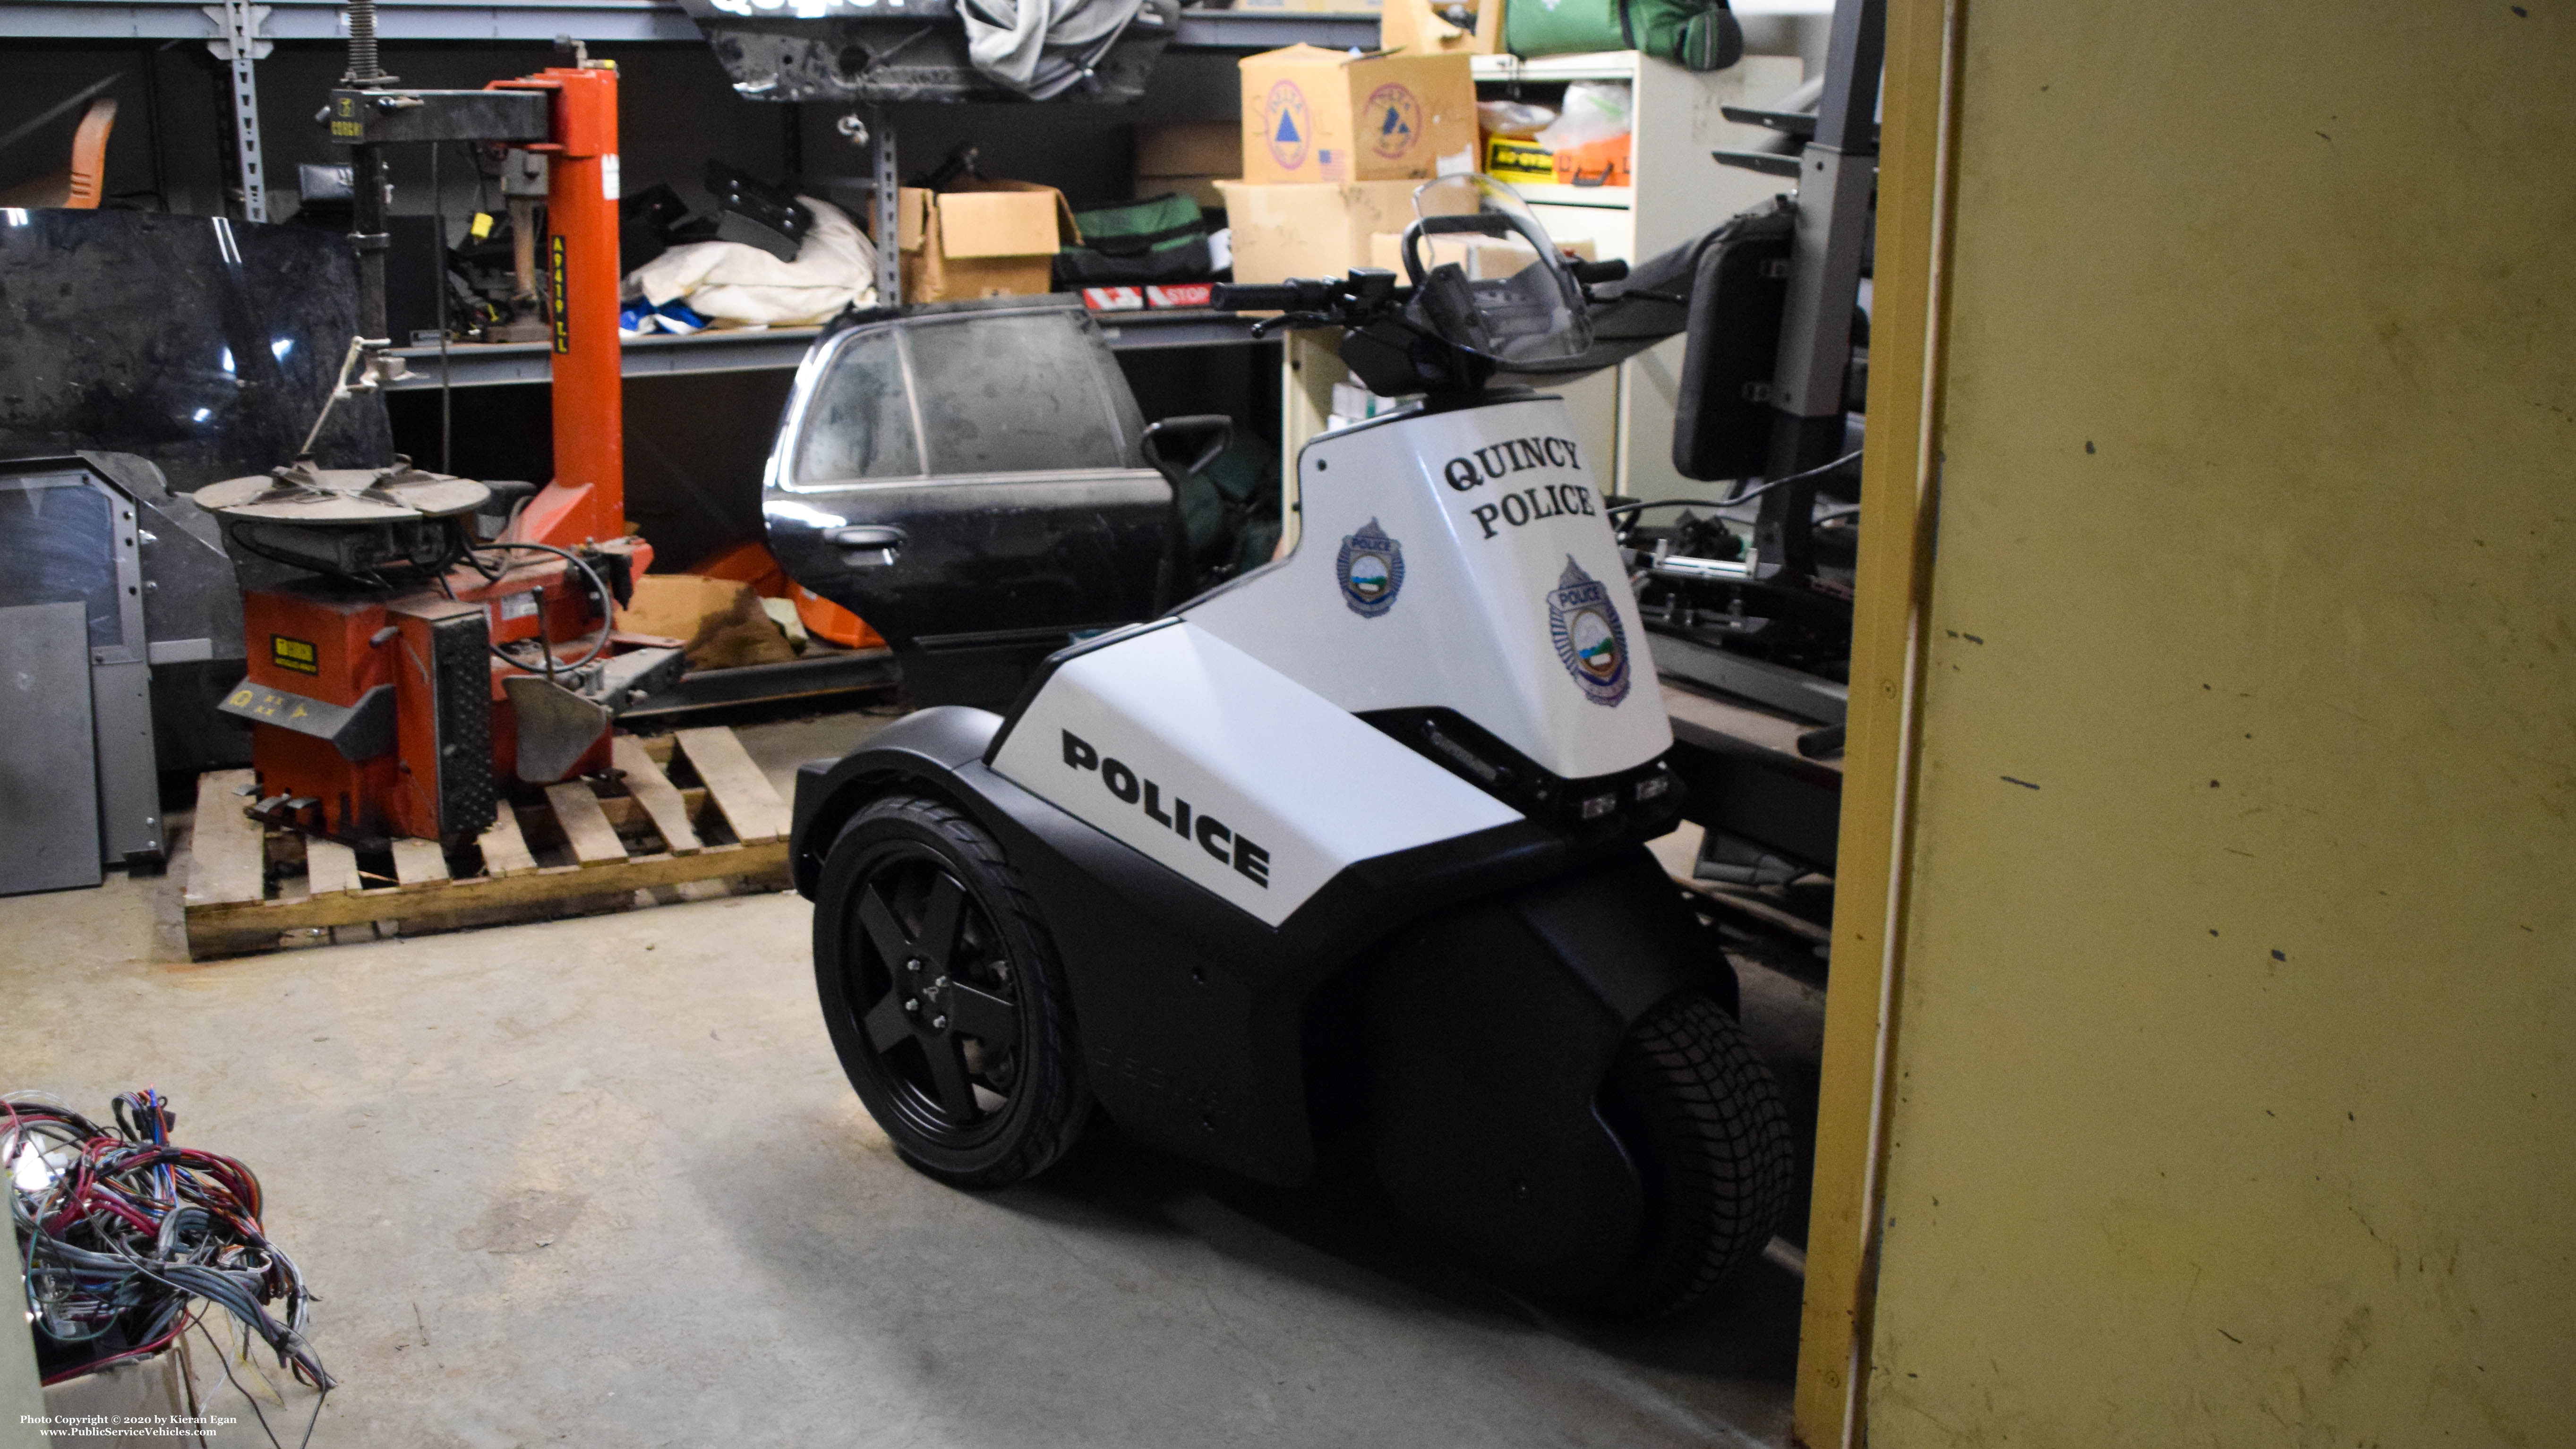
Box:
[959,0,1144,99]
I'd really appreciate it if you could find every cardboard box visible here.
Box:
[615,574,797,670]
[1217,179,1426,284]
[1135,122,1240,213]
[894,179,1078,302]
[1238,46,1477,185]
[1138,121,1240,179]
[1379,0,1502,57]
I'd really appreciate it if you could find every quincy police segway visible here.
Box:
[785,176,1794,1318]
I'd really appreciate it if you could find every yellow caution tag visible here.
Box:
[469,212,495,241]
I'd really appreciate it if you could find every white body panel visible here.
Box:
[1187,395,1673,782]
[990,622,1521,927]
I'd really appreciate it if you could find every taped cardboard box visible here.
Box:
[1135,122,1240,213]
[1217,179,1425,284]
[1238,45,1477,185]
[895,180,1078,302]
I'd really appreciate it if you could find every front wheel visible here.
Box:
[813,793,1091,1187]
[1577,989,1796,1319]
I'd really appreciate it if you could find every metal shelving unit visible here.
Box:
[0,0,1378,47]
[384,307,1266,390]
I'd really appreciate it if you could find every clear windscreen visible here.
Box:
[1403,175,1594,366]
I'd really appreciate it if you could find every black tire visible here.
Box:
[1579,989,1796,1320]
[813,793,1091,1188]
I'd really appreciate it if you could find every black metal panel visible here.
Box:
[324,89,552,146]
[1665,718,1841,873]
[217,682,396,761]
[426,610,497,840]
[0,211,392,495]
[791,707,1573,1186]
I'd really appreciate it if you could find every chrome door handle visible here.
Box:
[825,525,905,565]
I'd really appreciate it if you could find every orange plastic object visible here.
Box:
[792,584,885,650]
[489,65,624,547]
[1550,132,1632,188]
[65,98,116,209]
[692,539,789,597]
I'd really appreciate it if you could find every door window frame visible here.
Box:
[767,303,1143,496]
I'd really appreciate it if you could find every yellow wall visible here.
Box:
[1863,4,2576,1445]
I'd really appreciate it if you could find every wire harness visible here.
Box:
[6,1091,334,1399]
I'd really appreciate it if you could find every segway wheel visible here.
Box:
[1580,989,1796,1320]
[813,793,1090,1188]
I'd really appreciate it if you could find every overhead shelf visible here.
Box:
[383,306,1265,390]
[0,0,1378,47]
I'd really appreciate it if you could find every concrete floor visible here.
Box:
[5,713,1805,1448]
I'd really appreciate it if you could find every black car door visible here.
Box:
[763,298,1173,705]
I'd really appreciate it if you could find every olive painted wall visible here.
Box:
[1866,4,2574,1445]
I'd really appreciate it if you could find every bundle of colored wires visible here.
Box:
[5,1090,334,1398]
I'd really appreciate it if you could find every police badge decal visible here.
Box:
[1336,519,1405,618]
[1547,556,1631,705]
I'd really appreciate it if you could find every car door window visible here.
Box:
[904,312,1130,475]
[795,326,922,483]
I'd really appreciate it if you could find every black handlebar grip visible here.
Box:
[1212,283,1304,312]
[1571,257,1631,285]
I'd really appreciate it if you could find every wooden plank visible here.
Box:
[596,789,707,834]
[611,735,702,855]
[183,770,266,906]
[675,727,788,843]
[391,838,451,886]
[638,734,676,767]
[478,803,539,877]
[185,839,791,955]
[305,839,361,897]
[545,783,629,866]
[1790,0,1956,1441]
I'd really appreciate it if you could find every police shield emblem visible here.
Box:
[1336,519,1405,618]
[1547,556,1632,706]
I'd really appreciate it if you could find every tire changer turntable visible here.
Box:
[203,35,683,850]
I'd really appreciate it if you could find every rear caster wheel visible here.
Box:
[1578,989,1796,1320]
[813,793,1090,1187]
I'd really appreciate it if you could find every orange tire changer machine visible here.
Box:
[211,58,680,850]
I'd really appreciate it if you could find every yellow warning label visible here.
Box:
[549,234,570,355]
[271,635,318,674]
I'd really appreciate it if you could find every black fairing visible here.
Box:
[1364,847,1720,1297]
[795,707,1732,1279]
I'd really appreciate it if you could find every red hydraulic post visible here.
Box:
[489,62,624,547]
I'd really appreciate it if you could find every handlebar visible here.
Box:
[1210,278,1348,314]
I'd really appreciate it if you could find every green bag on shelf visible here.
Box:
[1054,193,1215,288]
[1505,0,1744,72]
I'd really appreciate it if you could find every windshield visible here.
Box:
[1401,175,1593,367]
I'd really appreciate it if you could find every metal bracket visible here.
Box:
[871,103,899,308]
[202,1,272,222]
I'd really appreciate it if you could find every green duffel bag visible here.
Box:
[1506,0,1743,71]
[1055,193,1215,288]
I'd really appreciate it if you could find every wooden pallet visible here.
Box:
[182,727,795,961]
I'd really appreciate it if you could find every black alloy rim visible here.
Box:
[842,846,1026,1147]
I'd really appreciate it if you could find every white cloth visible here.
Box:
[625,195,876,326]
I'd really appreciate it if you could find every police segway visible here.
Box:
[787,176,1794,1318]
